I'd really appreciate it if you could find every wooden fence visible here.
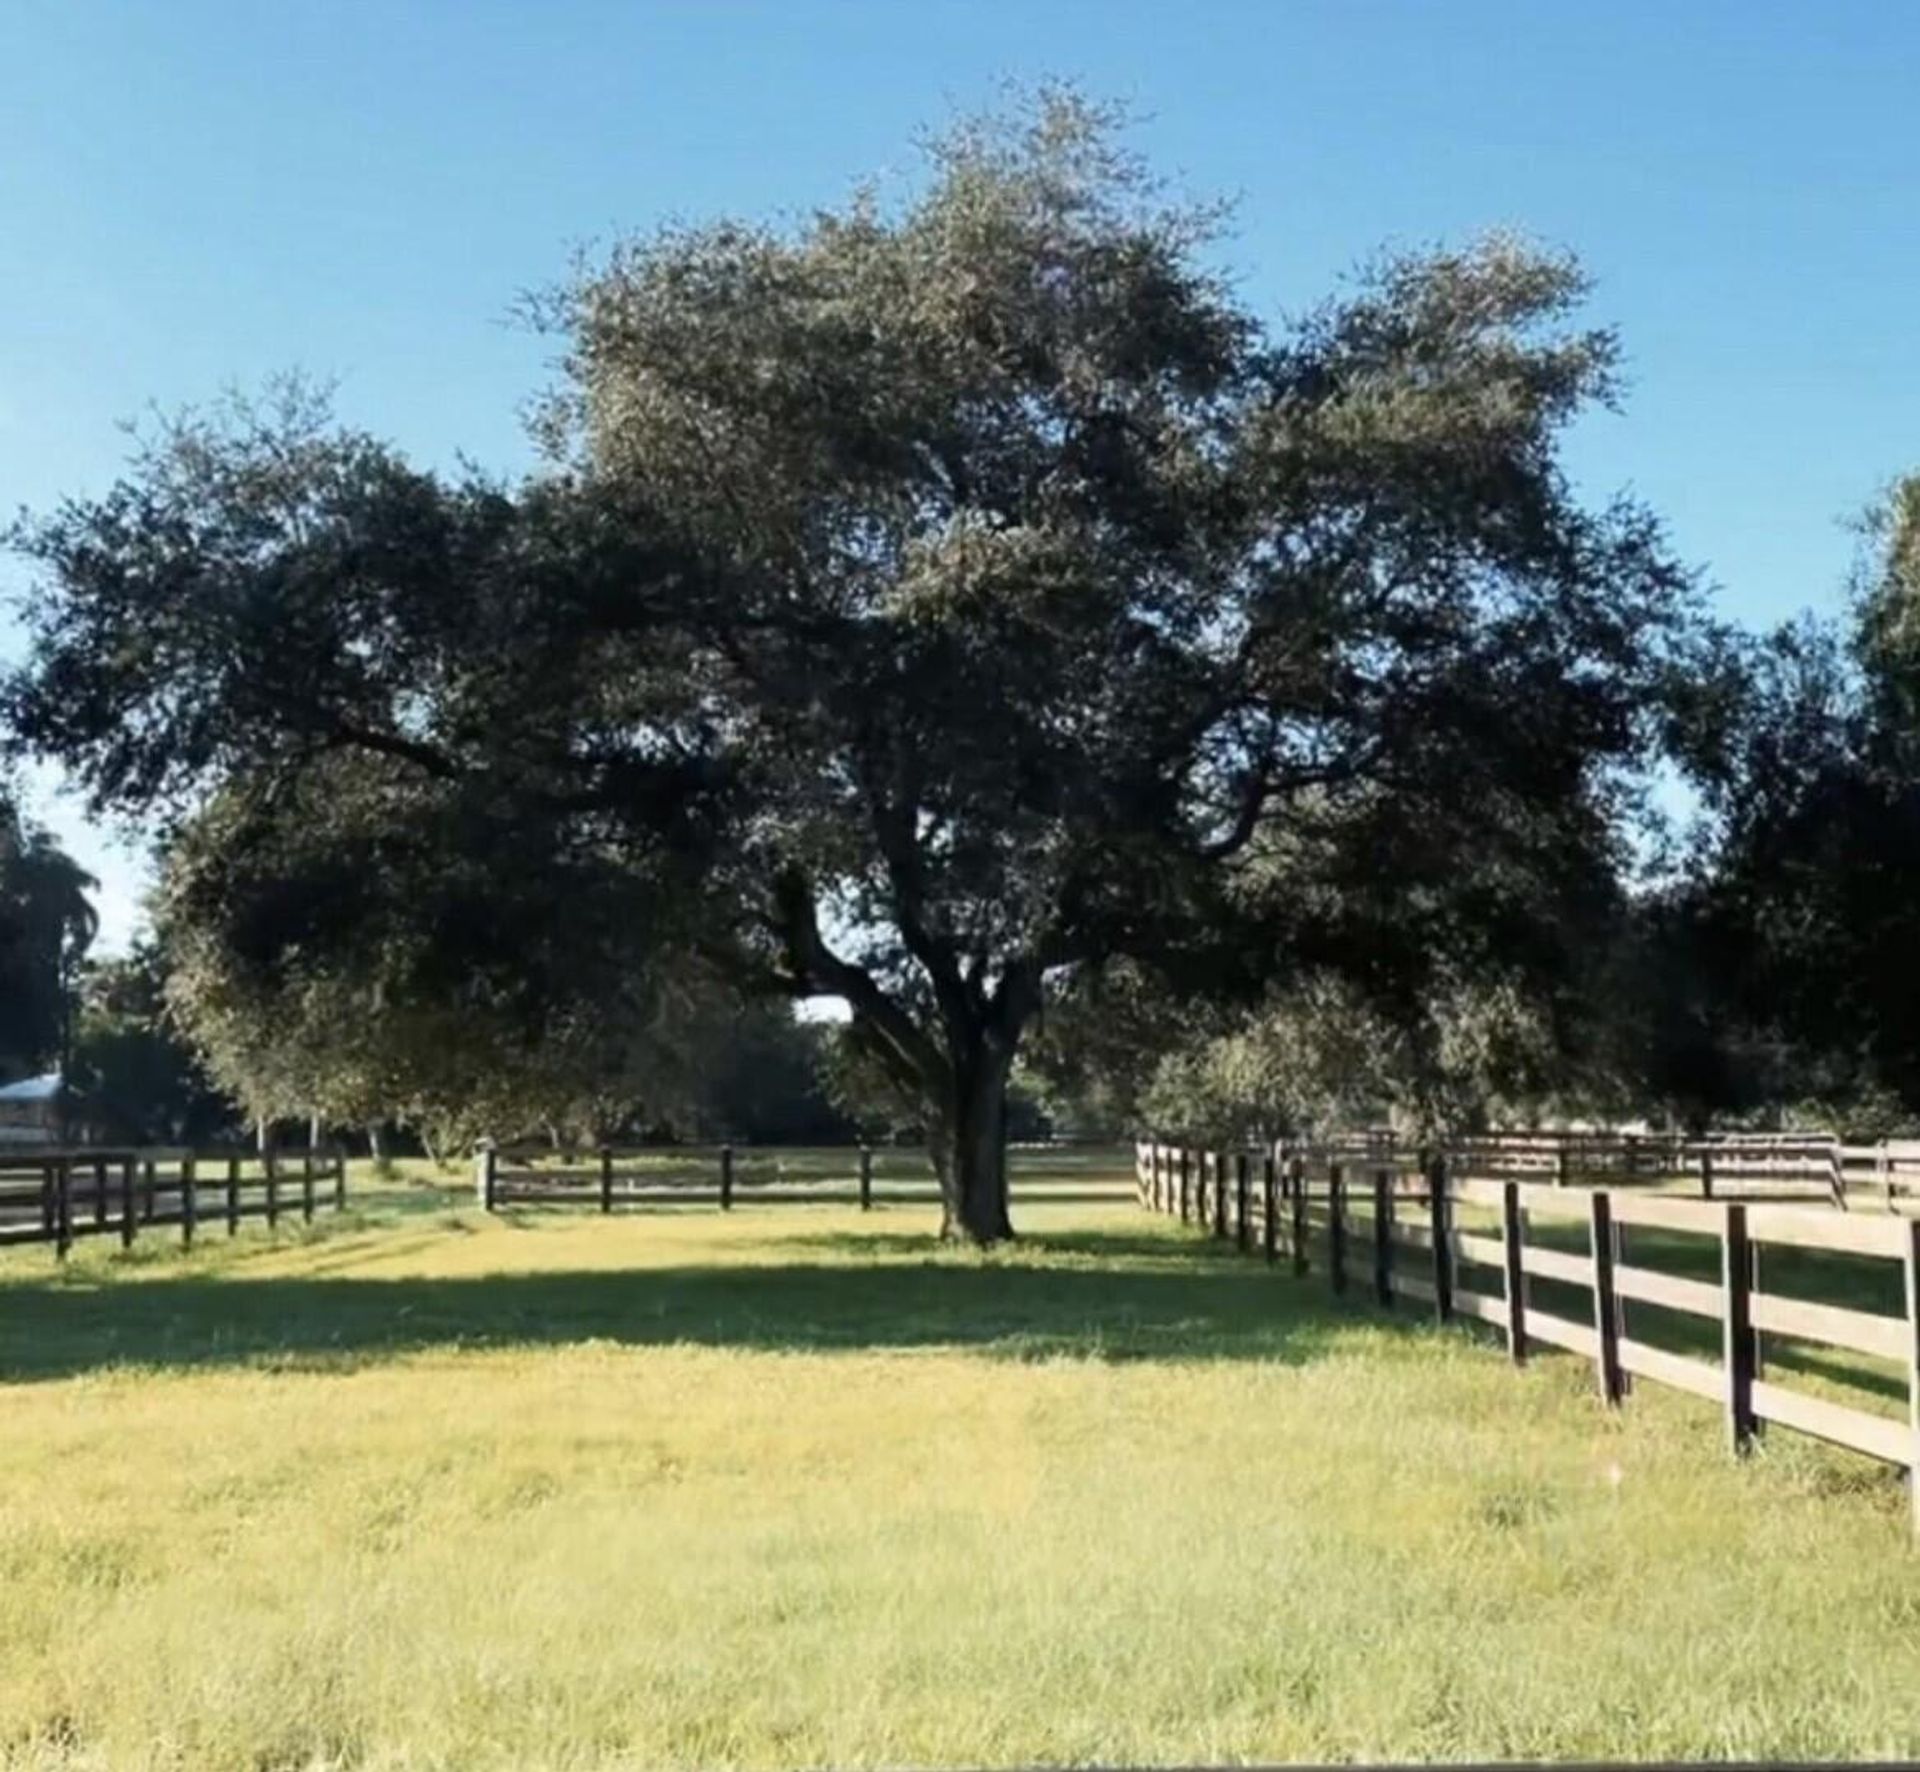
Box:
[0,1146,349,1256]
[1236,1125,1920,1210]
[474,1143,1136,1213]
[1134,1139,1920,1532]
[477,1143,885,1212]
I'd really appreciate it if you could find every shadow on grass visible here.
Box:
[0,1224,1425,1385]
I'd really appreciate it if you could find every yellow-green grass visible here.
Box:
[5,1170,1920,1770]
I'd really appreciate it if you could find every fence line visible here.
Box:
[0,1146,349,1257]
[1172,1125,1920,1210]
[473,1143,1138,1213]
[1134,1138,1920,1534]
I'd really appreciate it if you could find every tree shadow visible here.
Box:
[0,1226,1426,1385]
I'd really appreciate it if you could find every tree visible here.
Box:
[1664,478,1920,1129]
[0,788,98,1102]
[67,941,235,1145]
[5,93,1703,1240]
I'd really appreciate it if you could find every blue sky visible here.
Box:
[4,0,1917,949]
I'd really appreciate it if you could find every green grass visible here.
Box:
[5,1158,1920,1769]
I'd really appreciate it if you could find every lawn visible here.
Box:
[4,1156,1920,1770]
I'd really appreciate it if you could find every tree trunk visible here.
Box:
[930,1039,1016,1244]
[366,1123,386,1164]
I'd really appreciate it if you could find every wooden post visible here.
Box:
[600,1146,614,1214]
[1429,1153,1453,1323]
[1373,1168,1393,1306]
[474,1145,496,1213]
[859,1145,873,1211]
[1588,1190,1624,1405]
[720,1144,735,1211]
[1290,1154,1308,1276]
[181,1156,197,1249]
[1178,1146,1192,1223]
[333,1147,346,1212]
[226,1155,241,1235]
[142,1156,156,1223]
[1235,1152,1250,1251]
[92,1156,108,1229]
[301,1149,316,1222]
[1555,1143,1571,1188]
[1722,1203,1757,1456]
[1901,1219,1920,1538]
[1328,1163,1346,1295]
[1700,1145,1714,1201]
[1882,1139,1894,1213]
[266,1149,280,1226]
[119,1156,136,1250]
[1263,1153,1279,1266]
[1501,1180,1528,1364]
[55,1160,72,1259]
[39,1159,54,1236]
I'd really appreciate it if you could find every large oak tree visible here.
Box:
[5,94,1702,1239]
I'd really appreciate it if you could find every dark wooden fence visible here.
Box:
[473,1142,1136,1213]
[1166,1125,1920,1210]
[0,1146,349,1257]
[1135,1138,1920,1533]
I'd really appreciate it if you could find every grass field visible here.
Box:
[6,1152,1920,1769]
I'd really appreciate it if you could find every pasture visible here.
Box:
[5,1149,1920,1769]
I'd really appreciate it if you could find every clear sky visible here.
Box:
[4,0,1917,950]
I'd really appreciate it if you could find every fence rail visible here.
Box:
[0,1146,349,1256]
[1134,1138,1920,1533]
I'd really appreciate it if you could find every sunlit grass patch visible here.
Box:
[3,1171,1919,1769]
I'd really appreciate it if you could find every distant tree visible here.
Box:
[5,92,1704,1239]
[0,789,97,1100]
[67,941,235,1144]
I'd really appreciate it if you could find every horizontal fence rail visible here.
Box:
[0,1146,349,1257]
[1134,1138,1920,1534]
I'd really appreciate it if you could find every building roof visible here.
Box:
[0,1072,62,1104]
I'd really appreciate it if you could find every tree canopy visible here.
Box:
[5,93,1708,1236]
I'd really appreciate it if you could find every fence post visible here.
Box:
[1883,1139,1894,1213]
[119,1156,136,1250]
[142,1156,156,1223]
[1263,1153,1279,1266]
[720,1144,734,1211]
[1501,1180,1528,1365]
[474,1143,497,1213]
[859,1145,873,1211]
[333,1147,346,1212]
[181,1156,197,1249]
[301,1149,315,1223]
[1700,1145,1714,1201]
[265,1149,280,1227]
[1722,1203,1757,1456]
[1556,1144,1571,1188]
[1588,1190,1624,1405]
[227,1155,241,1236]
[1901,1219,1920,1538]
[39,1158,54,1237]
[1429,1153,1453,1323]
[92,1156,108,1229]
[1290,1154,1308,1276]
[1178,1146,1192,1223]
[55,1160,72,1259]
[1328,1163,1346,1295]
[1373,1168,1393,1306]
[601,1146,614,1214]
[1235,1152,1250,1251]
